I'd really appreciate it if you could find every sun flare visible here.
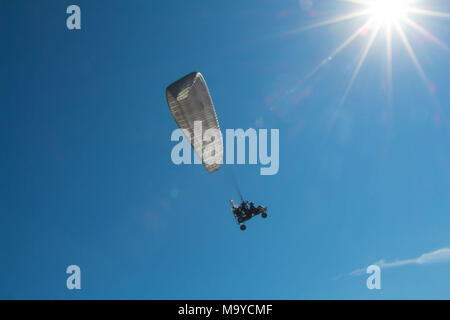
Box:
[286,0,450,108]
[368,0,410,24]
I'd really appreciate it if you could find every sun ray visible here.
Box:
[289,10,370,34]
[394,22,433,92]
[408,7,450,19]
[341,0,372,6]
[386,24,393,106]
[340,22,382,106]
[303,19,375,81]
[402,16,450,53]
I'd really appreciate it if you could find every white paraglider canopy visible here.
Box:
[166,72,223,173]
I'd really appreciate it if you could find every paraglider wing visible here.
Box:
[166,72,223,173]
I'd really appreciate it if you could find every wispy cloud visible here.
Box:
[350,248,450,276]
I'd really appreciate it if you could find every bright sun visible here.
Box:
[288,0,450,108]
[368,0,410,24]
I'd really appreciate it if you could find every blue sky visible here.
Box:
[1,0,450,299]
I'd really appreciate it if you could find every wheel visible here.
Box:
[261,212,268,218]
[240,225,246,231]
[238,217,244,223]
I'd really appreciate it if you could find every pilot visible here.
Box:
[249,202,256,215]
